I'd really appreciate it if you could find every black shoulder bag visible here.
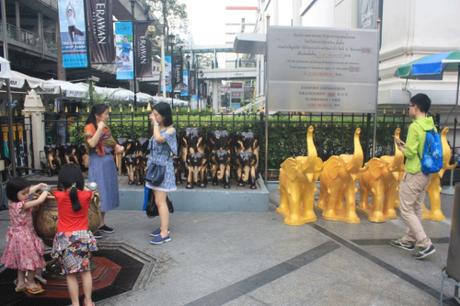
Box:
[145,140,169,186]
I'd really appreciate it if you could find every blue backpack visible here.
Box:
[418,128,443,174]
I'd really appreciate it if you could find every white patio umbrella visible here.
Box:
[0,56,11,79]
[42,79,88,99]
[152,96,189,107]
[136,92,153,104]
[9,71,44,89]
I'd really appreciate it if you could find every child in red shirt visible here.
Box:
[51,164,97,306]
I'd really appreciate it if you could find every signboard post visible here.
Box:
[265,26,379,178]
[267,26,378,113]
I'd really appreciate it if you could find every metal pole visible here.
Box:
[443,66,460,195]
[372,18,382,157]
[6,81,16,176]
[450,117,457,186]
[1,0,8,59]
[2,0,15,176]
[449,67,460,188]
[171,39,174,108]
[131,0,137,109]
[264,15,270,182]
[161,35,166,97]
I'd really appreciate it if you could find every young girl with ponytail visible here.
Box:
[51,164,98,306]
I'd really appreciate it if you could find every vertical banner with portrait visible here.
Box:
[88,0,115,64]
[115,21,134,80]
[58,0,88,68]
[135,22,153,78]
[181,70,189,97]
[165,55,172,92]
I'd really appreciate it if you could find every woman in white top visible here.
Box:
[66,2,84,44]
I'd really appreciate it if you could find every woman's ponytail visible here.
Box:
[57,164,85,212]
[69,185,81,212]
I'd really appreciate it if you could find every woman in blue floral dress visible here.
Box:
[146,102,177,245]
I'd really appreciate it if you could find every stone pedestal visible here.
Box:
[22,89,45,170]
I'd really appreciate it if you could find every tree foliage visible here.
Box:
[142,0,188,38]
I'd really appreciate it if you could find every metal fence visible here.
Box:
[0,115,33,179]
[44,109,442,180]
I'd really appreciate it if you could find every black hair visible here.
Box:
[153,102,173,127]
[85,104,109,129]
[410,93,431,113]
[57,164,84,212]
[6,177,32,202]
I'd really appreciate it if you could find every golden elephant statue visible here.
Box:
[318,128,363,224]
[359,128,404,222]
[277,125,323,225]
[318,156,360,223]
[423,127,457,221]
[359,158,393,222]
[277,156,323,225]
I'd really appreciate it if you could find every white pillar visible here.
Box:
[37,12,44,54]
[273,0,279,25]
[212,80,219,112]
[292,0,301,26]
[22,90,45,170]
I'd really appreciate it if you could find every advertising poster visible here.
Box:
[115,21,134,80]
[58,0,88,68]
[165,55,172,92]
[181,69,189,96]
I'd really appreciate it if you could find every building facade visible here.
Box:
[0,0,148,82]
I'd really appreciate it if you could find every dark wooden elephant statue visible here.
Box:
[236,150,258,189]
[208,130,232,188]
[234,131,259,189]
[181,128,207,189]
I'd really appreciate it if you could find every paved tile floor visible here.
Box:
[0,183,457,306]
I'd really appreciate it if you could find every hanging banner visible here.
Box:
[189,70,196,95]
[181,70,189,96]
[135,22,153,78]
[173,53,183,85]
[165,55,172,92]
[115,21,134,80]
[88,0,115,64]
[58,0,88,68]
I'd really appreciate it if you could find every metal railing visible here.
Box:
[44,109,435,180]
[0,23,57,57]
[36,0,58,9]
[0,115,33,179]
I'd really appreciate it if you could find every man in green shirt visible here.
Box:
[391,93,436,259]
